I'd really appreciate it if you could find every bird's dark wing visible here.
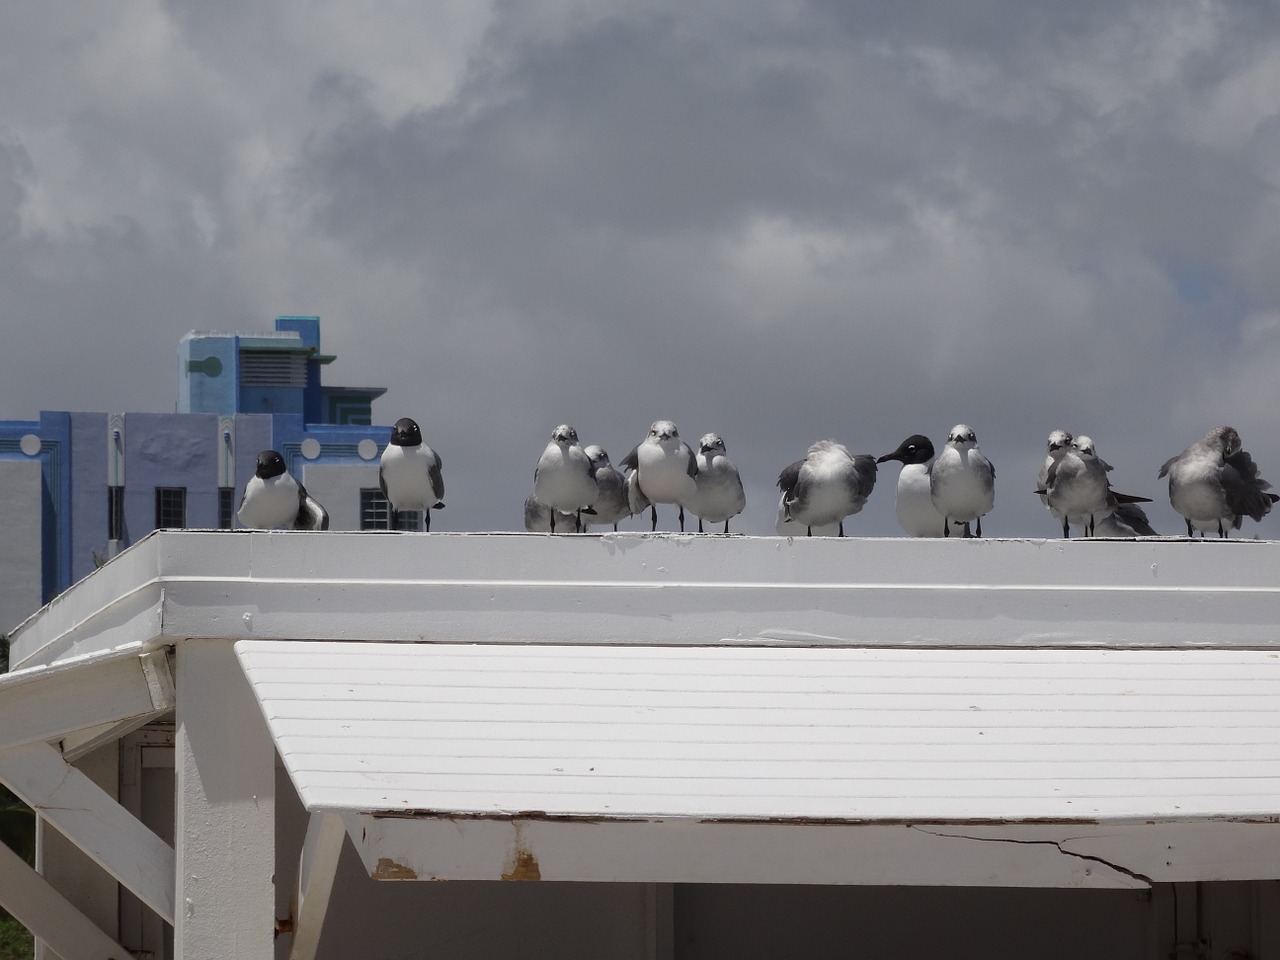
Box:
[619,445,640,473]
[1223,449,1276,523]
[1157,455,1178,479]
[1113,501,1158,536]
[776,459,803,496]
[684,443,698,478]
[378,464,389,500]
[293,484,329,531]
[429,451,445,504]
[850,454,878,499]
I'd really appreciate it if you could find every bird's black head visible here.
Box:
[255,450,287,479]
[390,418,423,447]
[877,434,934,465]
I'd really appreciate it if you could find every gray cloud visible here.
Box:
[4,0,1280,536]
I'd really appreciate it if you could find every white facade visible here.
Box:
[3,531,1280,959]
[0,459,44,634]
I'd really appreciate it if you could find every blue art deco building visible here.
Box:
[1,316,402,632]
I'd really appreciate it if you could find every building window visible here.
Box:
[219,488,235,529]
[155,487,187,529]
[360,489,422,530]
[360,489,391,530]
[108,486,124,541]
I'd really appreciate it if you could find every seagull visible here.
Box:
[523,494,583,533]
[685,433,746,533]
[1093,501,1159,538]
[379,417,444,531]
[876,434,944,537]
[777,440,878,537]
[1038,429,1074,532]
[774,493,842,537]
[1158,426,1279,537]
[237,450,329,530]
[930,424,995,538]
[582,445,631,531]
[1040,435,1152,537]
[620,420,698,531]
[533,424,598,532]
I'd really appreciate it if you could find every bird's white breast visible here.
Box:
[896,462,941,537]
[636,442,697,504]
[380,444,441,510]
[237,474,299,529]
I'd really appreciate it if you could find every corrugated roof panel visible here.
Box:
[236,640,1280,824]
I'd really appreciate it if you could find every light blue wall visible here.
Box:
[123,413,221,533]
[179,334,238,415]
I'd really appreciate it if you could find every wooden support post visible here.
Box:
[288,811,347,960]
[175,639,275,960]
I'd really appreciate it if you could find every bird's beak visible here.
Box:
[876,453,898,464]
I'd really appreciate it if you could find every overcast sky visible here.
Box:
[4,0,1280,536]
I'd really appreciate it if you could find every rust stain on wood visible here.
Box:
[373,857,419,880]
[502,847,542,880]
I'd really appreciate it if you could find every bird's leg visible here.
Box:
[723,520,730,534]
[549,512,556,534]
[422,510,429,534]
[943,517,951,538]
[1185,518,1194,537]
[806,526,812,537]
[1062,517,1069,539]
[650,505,658,532]
[679,506,686,532]
[838,521,845,537]
[698,518,704,533]
[1219,520,1227,539]
[390,508,400,531]
[974,517,981,538]
[613,523,618,532]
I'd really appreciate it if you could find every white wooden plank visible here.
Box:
[351,816,1153,888]
[287,812,346,960]
[237,640,1280,832]
[0,648,173,753]
[0,837,133,960]
[0,741,176,924]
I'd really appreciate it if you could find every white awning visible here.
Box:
[237,639,1280,889]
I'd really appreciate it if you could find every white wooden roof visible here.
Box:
[237,640,1280,824]
[238,638,1280,887]
[9,530,1280,889]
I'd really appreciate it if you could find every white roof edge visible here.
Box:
[11,530,1280,667]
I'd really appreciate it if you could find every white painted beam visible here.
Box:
[176,639,275,960]
[287,812,346,960]
[0,828,133,960]
[14,532,1280,669]
[0,740,176,924]
[0,649,174,753]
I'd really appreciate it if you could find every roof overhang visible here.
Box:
[12,530,1280,668]
[9,530,1280,890]
[235,638,1280,889]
